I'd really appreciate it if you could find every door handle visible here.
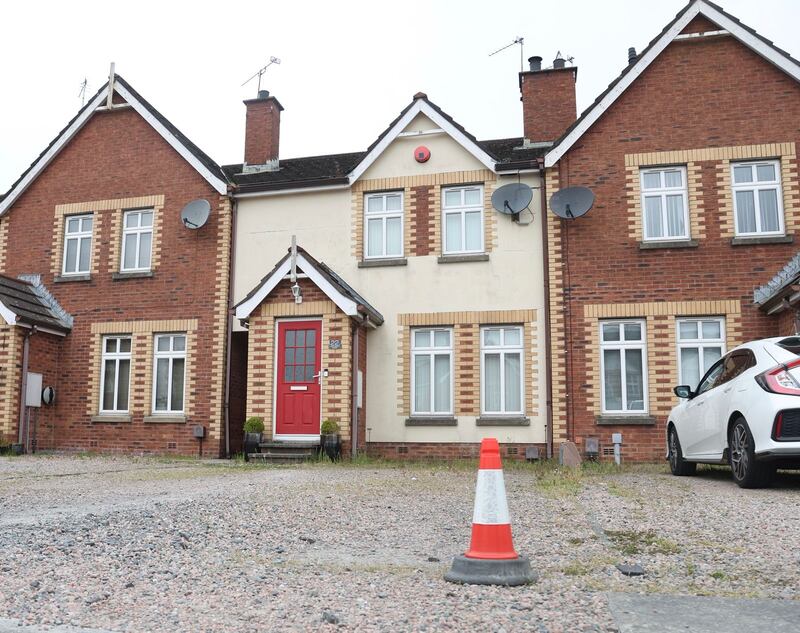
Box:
[723,387,732,393]
[694,401,705,406]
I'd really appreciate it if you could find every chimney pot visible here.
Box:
[257,89,270,99]
[553,54,566,70]
[627,47,637,64]
[528,56,543,72]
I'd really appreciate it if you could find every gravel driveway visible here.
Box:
[1,455,799,632]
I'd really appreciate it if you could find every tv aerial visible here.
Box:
[549,186,595,220]
[181,199,211,230]
[492,182,534,224]
[242,56,281,95]
[489,37,525,71]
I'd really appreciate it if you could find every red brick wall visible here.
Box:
[244,96,281,164]
[228,330,248,454]
[1,104,229,456]
[550,35,800,459]
[25,331,63,451]
[520,67,577,143]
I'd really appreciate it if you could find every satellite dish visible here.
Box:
[492,182,533,216]
[180,199,211,229]
[549,186,594,219]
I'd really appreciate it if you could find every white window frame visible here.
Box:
[676,317,726,389]
[152,333,187,415]
[599,319,648,415]
[442,185,484,255]
[62,214,93,275]
[731,159,785,237]
[99,335,131,413]
[640,166,690,241]
[410,327,454,416]
[480,326,524,416]
[120,209,154,272]
[364,192,404,260]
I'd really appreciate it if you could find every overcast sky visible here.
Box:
[2,0,799,191]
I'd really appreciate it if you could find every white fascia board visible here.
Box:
[16,322,68,337]
[234,183,350,198]
[114,83,228,195]
[0,300,17,326]
[0,88,109,216]
[348,100,497,184]
[545,1,800,169]
[234,253,359,320]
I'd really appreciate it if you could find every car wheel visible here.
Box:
[668,427,696,476]
[729,417,773,489]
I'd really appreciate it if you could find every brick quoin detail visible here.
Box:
[548,32,800,460]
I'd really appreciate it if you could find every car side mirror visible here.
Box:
[673,385,694,399]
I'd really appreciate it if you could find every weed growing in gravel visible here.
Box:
[603,529,681,555]
[563,560,591,576]
[710,570,726,580]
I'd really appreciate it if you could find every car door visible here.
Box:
[708,350,757,455]
[681,358,725,457]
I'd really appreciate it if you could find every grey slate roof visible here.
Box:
[0,275,72,333]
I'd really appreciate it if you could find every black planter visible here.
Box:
[243,433,262,461]
[321,433,341,461]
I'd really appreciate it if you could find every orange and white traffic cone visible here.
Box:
[445,438,535,586]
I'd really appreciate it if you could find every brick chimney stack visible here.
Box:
[519,54,577,144]
[243,89,284,168]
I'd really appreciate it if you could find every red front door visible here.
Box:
[276,320,322,436]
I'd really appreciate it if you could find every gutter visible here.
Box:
[539,157,554,460]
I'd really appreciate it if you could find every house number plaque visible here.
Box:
[328,338,342,349]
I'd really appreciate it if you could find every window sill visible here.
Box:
[54,274,91,283]
[358,258,407,268]
[730,235,794,246]
[639,239,699,250]
[112,271,154,280]
[437,253,489,264]
[405,417,458,427]
[595,415,656,426]
[476,416,530,426]
[91,414,132,424]
[144,415,187,424]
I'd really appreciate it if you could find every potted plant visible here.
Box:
[243,416,265,461]
[320,418,341,461]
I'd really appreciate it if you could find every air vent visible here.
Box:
[89,440,98,448]
[507,446,519,456]
[167,441,177,450]
[397,446,408,454]
[602,446,615,457]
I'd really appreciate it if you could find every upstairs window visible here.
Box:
[365,192,403,259]
[732,160,784,236]
[640,167,689,241]
[153,334,186,414]
[600,320,647,414]
[121,209,153,272]
[63,214,93,275]
[443,186,484,254]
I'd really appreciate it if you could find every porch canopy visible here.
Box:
[0,274,72,336]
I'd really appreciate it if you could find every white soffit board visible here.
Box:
[0,300,17,326]
[235,254,358,319]
[348,100,497,183]
[544,0,800,168]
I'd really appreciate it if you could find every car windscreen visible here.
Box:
[777,337,800,356]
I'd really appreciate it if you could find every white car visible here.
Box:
[666,336,800,488]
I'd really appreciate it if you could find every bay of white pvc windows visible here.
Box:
[99,333,187,416]
[61,208,154,276]
[363,185,485,260]
[640,159,784,241]
[410,325,523,418]
[599,317,727,414]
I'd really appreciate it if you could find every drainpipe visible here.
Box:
[539,158,554,460]
[17,326,37,448]
[223,194,238,457]
[351,320,360,458]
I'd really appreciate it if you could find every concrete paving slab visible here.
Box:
[608,592,800,632]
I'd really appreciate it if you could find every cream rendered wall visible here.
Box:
[234,115,546,445]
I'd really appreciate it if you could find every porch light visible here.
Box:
[291,282,302,304]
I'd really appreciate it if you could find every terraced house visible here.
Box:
[227,89,551,459]
[0,73,233,456]
[542,0,800,460]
